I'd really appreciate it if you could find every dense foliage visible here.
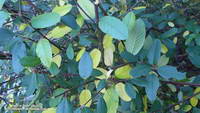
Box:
[1,0,200,113]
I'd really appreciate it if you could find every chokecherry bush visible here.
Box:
[0,0,200,113]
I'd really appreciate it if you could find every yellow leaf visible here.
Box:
[115,65,132,79]
[52,4,72,16]
[19,23,28,31]
[194,87,200,99]
[51,45,60,55]
[76,14,84,27]
[47,25,71,38]
[76,47,86,61]
[79,89,92,107]
[104,48,113,66]
[174,105,180,110]
[133,6,146,10]
[157,55,169,67]
[142,96,148,112]
[161,44,168,54]
[190,97,198,107]
[118,42,125,53]
[90,48,101,68]
[42,108,56,113]
[95,68,109,79]
[52,55,62,67]
[173,37,178,44]
[103,34,115,51]
[183,31,190,37]
[115,82,131,102]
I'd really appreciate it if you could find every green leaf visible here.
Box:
[36,39,52,68]
[20,56,41,67]
[66,43,74,60]
[77,0,95,20]
[125,19,146,55]
[31,12,61,28]
[186,46,200,68]
[0,28,14,46]
[147,39,161,65]
[160,28,178,39]
[11,40,26,74]
[157,65,186,80]
[130,64,151,78]
[56,98,73,113]
[0,11,10,27]
[122,12,136,31]
[96,96,107,113]
[78,52,93,79]
[0,0,5,9]
[26,73,38,96]
[125,83,137,99]
[145,74,160,101]
[52,4,72,16]
[99,16,128,40]
[48,62,60,75]
[103,87,119,113]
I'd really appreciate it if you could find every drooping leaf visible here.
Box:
[115,82,131,102]
[99,16,128,40]
[147,39,161,65]
[78,52,93,79]
[103,87,119,113]
[90,48,101,68]
[36,39,52,68]
[145,74,160,101]
[125,19,146,55]
[79,89,92,107]
[157,65,186,80]
[52,4,72,16]
[56,98,73,113]
[115,65,132,79]
[31,12,61,28]
[66,43,74,60]
[26,73,38,96]
[77,0,95,20]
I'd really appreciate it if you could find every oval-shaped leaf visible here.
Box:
[90,48,101,68]
[115,65,132,79]
[157,65,186,80]
[103,87,119,113]
[56,98,73,113]
[147,39,161,65]
[52,4,72,16]
[77,0,95,20]
[115,82,131,102]
[78,52,93,79]
[99,16,128,40]
[36,39,52,68]
[79,89,92,107]
[66,44,74,60]
[31,12,61,28]
[125,19,146,55]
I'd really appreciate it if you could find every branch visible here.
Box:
[152,91,200,113]
[0,74,25,86]
[162,80,200,87]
